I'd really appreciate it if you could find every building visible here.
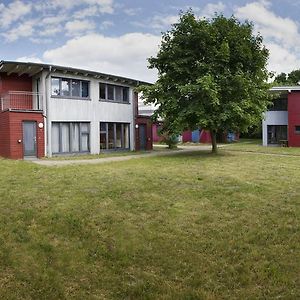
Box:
[263,86,300,147]
[0,60,152,159]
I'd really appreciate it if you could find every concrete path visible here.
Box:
[32,145,213,167]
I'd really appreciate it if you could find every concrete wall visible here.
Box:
[41,71,135,156]
[262,111,288,146]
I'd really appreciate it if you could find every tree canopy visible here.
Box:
[139,11,271,152]
[273,69,300,86]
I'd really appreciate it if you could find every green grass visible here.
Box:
[222,138,300,156]
[0,150,299,299]
[43,146,177,160]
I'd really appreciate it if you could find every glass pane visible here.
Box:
[107,84,114,100]
[116,123,122,148]
[81,123,89,133]
[123,124,129,149]
[123,87,129,102]
[61,123,70,152]
[115,86,122,101]
[100,122,107,132]
[71,80,80,97]
[100,83,106,99]
[71,123,80,152]
[51,78,60,96]
[61,79,70,96]
[81,133,89,152]
[82,81,89,98]
[108,123,115,149]
[51,123,60,153]
[100,132,107,149]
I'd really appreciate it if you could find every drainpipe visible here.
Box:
[44,66,52,157]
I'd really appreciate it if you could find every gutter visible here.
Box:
[44,66,52,157]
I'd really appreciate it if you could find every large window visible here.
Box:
[52,122,90,154]
[267,125,287,144]
[51,77,90,99]
[100,122,130,150]
[99,83,130,103]
[269,97,288,111]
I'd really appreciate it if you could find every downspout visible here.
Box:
[44,66,52,157]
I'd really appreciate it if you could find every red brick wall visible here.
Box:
[135,116,153,151]
[288,91,300,147]
[0,111,44,159]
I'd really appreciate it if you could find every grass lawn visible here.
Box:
[222,138,300,156]
[0,150,299,299]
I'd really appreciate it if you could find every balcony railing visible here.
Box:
[0,91,43,111]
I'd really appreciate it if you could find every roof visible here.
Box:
[270,86,300,92]
[0,60,151,86]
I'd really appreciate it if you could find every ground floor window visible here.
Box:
[100,122,130,150]
[52,122,90,154]
[267,125,287,144]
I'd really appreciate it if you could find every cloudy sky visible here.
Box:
[1,0,300,82]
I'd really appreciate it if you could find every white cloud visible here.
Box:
[234,1,300,49]
[3,20,36,42]
[65,20,96,36]
[151,15,179,29]
[43,33,161,82]
[200,2,226,18]
[100,21,114,30]
[16,56,44,63]
[0,0,32,28]
[124,7,142,16]
[234,0,300,75]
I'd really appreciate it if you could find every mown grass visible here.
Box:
[0,150,299,299]
[222,138,300,156]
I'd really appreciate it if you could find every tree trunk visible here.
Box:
[210,130,218,154]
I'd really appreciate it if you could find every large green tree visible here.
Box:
[274,69,300,85]
[139,11,270,153]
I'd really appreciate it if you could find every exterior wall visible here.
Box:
[288,91,300,147]
[152,123,163,142]
[200,130,211,143]
[135,116,153,151]
[44,71,136,156]
[262,111,288,146]
[0,73,32,93]
[0,111,44,159]
[182,131,192,142]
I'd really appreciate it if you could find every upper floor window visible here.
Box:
[99,83,130,103]
[268,97,287,111]
[51,77,90,99]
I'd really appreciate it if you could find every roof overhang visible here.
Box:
[0,60,151,86]
[270,86,300,93]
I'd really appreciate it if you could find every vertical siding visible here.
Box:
[288,91,300,147]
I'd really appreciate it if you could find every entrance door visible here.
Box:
[23,121,37,157]
[139,124,147,150]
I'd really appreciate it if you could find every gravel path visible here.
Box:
[32,145,213,167]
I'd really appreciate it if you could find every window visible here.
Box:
[51,77,89,99]
[269,97,288,111]
[267,125,287,144]
[51,122,90,154]
[99,83,130,103]
[100,122,130,150]
[295,126,300,134]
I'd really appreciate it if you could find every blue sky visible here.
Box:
[1,0,300,82]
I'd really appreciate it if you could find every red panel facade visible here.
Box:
[0,73,32,93]
[182,131,192,142]
[135,116,153,151]
[288,91,300,147]
[0,111,44,159]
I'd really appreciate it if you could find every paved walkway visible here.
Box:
[32,145,213,167]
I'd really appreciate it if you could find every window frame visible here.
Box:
[51,77,90,100]
[99,122,130,151]
[52,122,91,154]
[99,82,130,104]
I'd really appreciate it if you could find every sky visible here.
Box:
[1,0,300,82]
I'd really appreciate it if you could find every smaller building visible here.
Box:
[263,86,300,147]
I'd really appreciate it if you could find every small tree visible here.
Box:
[139,11,271,153]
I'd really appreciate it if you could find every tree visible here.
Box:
[139,11,271,153]
[274,69,300,85]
